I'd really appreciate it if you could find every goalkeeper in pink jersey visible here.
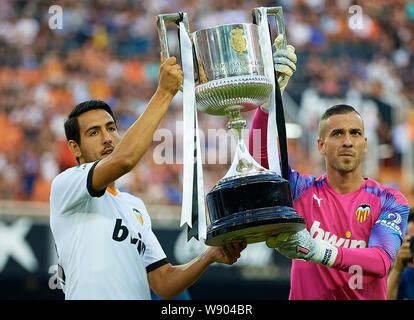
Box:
[252,36,409,300]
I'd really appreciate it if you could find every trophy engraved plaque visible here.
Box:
[157,7,305,246]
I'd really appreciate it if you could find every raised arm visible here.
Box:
[248,34,296,169]
[91,56,183,192]
[249,107,269,169]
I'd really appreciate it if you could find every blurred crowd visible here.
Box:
[0,0,414,205]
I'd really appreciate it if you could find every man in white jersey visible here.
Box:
[50,56,246,300]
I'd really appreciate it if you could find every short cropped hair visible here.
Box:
[318,104,363,138]
[64,100,116,145]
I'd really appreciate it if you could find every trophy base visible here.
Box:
[205,206,305,246]
[205,173,305,246]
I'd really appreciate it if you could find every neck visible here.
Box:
[326,166,365,195]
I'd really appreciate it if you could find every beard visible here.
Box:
[329,155,363,174]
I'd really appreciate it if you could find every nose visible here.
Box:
[102,129,113,145]
[342,132,353,147]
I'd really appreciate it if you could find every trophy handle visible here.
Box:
[156,12,192,91]
[252,7,290,181]
[252,7,287,50]
[156,12,190,60]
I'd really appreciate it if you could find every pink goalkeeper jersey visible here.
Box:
[249,108,409,300]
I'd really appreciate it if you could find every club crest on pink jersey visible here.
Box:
[355,204,371,223]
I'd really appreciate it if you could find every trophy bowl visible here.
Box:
[193,23,273,115]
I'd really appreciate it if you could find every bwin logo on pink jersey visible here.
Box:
[310,220,367,248]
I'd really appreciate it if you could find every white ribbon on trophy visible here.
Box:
[195,109,206,240]
[257,7,281,176]
[179,22,206,241]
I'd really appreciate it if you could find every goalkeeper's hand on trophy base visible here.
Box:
[266,228,338,267]
[261,34,297,112]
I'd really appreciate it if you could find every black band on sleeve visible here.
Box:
[146,258,169,273]
[87,160,106,198]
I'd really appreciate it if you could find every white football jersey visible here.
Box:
[49,161,168,300]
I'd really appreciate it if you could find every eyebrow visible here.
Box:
[330,127,362,134]
[85,121,116,134]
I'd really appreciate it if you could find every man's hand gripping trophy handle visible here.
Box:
[157,53,184,98]
[261,34,297,112]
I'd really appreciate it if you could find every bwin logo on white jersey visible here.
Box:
[112,219,146,255]
[310,220,366,248]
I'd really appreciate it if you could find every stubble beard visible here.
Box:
[331,156,361,174]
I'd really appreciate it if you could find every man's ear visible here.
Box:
[68,140,82,160]
[317,138,325,155]
[364,136,367,153]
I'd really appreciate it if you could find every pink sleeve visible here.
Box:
[249,108,269,169]
[332,246,392,278]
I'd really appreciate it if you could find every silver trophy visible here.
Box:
[157,7,305,246]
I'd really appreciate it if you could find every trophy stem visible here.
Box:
[219,110,266,182]
[227,110,247,154]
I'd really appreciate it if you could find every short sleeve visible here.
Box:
[50,161,105,215]
[143,229,169,273]
[136,201,168,272]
